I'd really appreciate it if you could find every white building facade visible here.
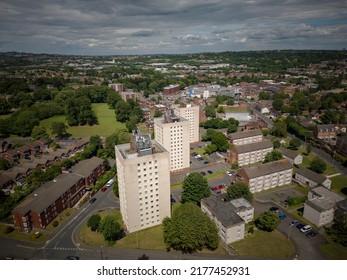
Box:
[115,132,171,233]
[154,110,190,172]
[173,103,200,144]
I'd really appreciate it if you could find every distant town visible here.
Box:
[0,50,346,260]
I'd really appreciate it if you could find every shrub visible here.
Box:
[286,196,307,206]
[4,226,14,234]
[52,220,59,228]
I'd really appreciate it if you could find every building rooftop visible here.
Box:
[234,139,273,154]
[240,159,292,179]
[279,146,300,159]
[305,197,334,212]
[69,156,104,177]
[296,167,328,185]
[229,129,262,140]
[310,186,344,204]
[202,196,245,227]
[229,197,253,210]
[13,173,83,214]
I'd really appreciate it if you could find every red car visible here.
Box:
[101,186,107,192]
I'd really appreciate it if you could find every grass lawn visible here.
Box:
[232,229,295,259]
[40,103,125,138]
[301,152,338,176]
[330,175,347,197]
[320,236,347,260]
[0,224,48,243]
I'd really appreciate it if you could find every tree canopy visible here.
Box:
[264,150,283,163]
[309,156,327,174]
[255,211,280,232]
[226,182,253,202]
[163,203,219,253]
[99,214,122,242]
[181,172,211,205]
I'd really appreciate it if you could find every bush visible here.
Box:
[286,196,307,206]
[3,226,14,234]
[52,220,59,228]
[87,213,101,232]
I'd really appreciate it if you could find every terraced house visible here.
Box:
[237,159,293,193]
[227,139,273,166]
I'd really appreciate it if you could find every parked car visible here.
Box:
[200,171,206,176]
[101,186,107,192]
[204,161,209,164]
[89,198,97,204]
[300,225,312,233]
[226,171,233,176]
[278,212,287,220]
[290,220,299,227]
[207,170,213,174]
[269,206,279,212]
[296,223,305,230]
[191,152,198,156]
[305,231,318,238]
[106,178,114,187]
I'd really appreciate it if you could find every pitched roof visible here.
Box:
[234,139,273,154]
[229,129,262,140]
[201,196,245,227]
[69,156,104,177]
[13,173,83,214]
[296,167,328,185]
[279,146,299,159]
[240,159,293,179]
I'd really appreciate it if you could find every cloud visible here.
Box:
[0,0,346,54]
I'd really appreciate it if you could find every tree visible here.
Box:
[204,106,216,118]
[288,138,301,150]
[272,99,284,111]
[310,156,327,174]
[87,213,101,232]
[99,214,122,242]
[273,139,281,149]
[51,122,68,138]
[255,211,280,232]
[271,121,287,138]
[0,158,10,171]
[211,132,229,152]
[181,172,210,205]
[226,182,253,202]
[154,110,163,117]
[264,150,283,163]
[10,110,40,137]
[31,126,50,141]
[105,128,131,158]
[163,203,219,253]
[204,144,217,154]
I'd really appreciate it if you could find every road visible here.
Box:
[248,102,274,129]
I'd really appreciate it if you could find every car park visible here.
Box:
[290,220,299,227]
[300,225,312,233]
[305,231,317,238]
[89,197,97,204]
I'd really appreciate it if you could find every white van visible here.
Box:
[106,178,114,187]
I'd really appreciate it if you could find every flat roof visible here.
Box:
[202,196,245,227]
[305,197,334,212]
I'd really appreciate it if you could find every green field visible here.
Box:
[232,229,295,259]
[40,103,126,138]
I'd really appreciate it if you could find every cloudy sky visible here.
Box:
[0,0,346,55]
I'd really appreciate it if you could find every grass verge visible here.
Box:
[231,229,295,259]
